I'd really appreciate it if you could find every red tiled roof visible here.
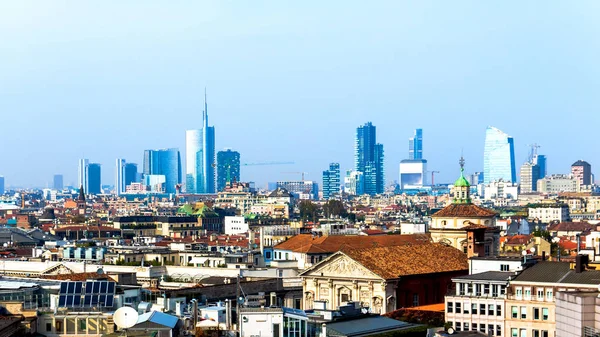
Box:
[362,230,386,236]
[42,272,115,282]
[342,243,468,279]
[548,222,594,232]
[275,233,431,254]
[432,204,497,218]
[54,225,119,232]
[505,235,533,246]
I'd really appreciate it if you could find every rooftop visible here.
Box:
[275,233,431,254]
[453,271,513,282]
[432,204,497,218]
[513,261,600,285]
[325,315,416,337]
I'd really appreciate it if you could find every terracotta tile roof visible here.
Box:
[548,222,594,232]
[41,272,115,282]
[275,233,431,254]
[342,243,468,279]
[462,223,488,230]
[362,230,386,236]
[432,204,497,218]
[505,234,532,245]
[54,225,119,232]
[404,303,445,312]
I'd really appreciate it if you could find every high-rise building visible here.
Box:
[322,163,340,200]
[217,149,240,192]
[534,154,547,179]
[399,159,427,190]
[78,159,89,190]
[186,89,216,194]
[276,181,318,200]
[344,170,364,196]
[355,122,384,195]
[53,174,63,190]
[483,126,516,184]
[409,128,423,160]
[468,172,484,186]
[115,159,126,196]
[86,163,101,195]
[143,148,182,194]
[571,160,592,187]
[519,162,540,194]
[124,163,138,187]
[0,176,4,195]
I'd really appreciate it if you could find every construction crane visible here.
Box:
[242,161,295,166]
[282,172,308,181]
[528,144,541,162]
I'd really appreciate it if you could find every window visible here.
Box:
[496,304,502,316]
[520,329,527,337]
[46,323,52,332]
[447,302,453,313]
[480,303,485,315]
[265,251,271,259]
[413,294,419,307]
[56,321,63,333]
[488,304,494,315]
[492,284,499,297]
[476,284,482,296]
[456,302,461,313]
[455,322,461,331]
[533,330,540,337]
[521,306,527,319]
[541,331,549,337]
[496,325,502,336]
[542,308,549,320]
[511,328,518,337]
[341,294,349,302]
[463,322,469,331]
[471,303,477,314]
[546,289,553,301]
[537,288,544,301]
[459,283,466,295]
[273,323,280,337]
[534,307,540,320]
[485,245,491,256]
[80,320,86,331]
[467,283,472,295]
[525,288,532,300]
[515,287,523,299]
[500,286,506,295]
[484,284,490,295]
[501,264,509,271]
[473,323,478,331]
[511,306,518,318]
[463,302,469,314]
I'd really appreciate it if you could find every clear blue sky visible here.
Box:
[2,1,600,188]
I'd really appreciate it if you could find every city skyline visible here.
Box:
[2,2,600,188]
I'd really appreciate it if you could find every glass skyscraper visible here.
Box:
[124,163,138,187]
[322,162,340,200]
[409,128,423,160]
[186,89,216,194]
[483,126,516,184]
[78,158,89,189]
[86,163,102,195]
[115,159,126,196]
[355,122,384,195]
[143,148,182,194]
[217,149,240,191]
[53,174,63,190]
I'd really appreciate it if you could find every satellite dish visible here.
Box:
[97,268,104,275]
[237,296,245,305]
[530,247,536,253]
[522,250,528,256]
[113,306,139,329]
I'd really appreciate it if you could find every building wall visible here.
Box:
[224,216,248,235]
[240,311,283,337]
[555,292,600,337]
[528,206,570,223]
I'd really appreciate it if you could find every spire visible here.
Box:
[203,87,208,128]
[454,155,471,204]
[78,185,86,202]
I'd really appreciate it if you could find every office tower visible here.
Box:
[468,172,483,186]
[520,162,540,194]
[53,174,64,190]
[217,149,240,191]
[78,159,89,190]
[115,159,126,195]
[344,170,364,196]
[322,163,341,200]
[186,89,216,194]
[276,181,319,200]
[409,128,423,160]
[483,126,516,184]
[534,155,547,179]
[355,122,384,195]
[143,148,182,194]
[124,163,138,186]
[399,159,427,190]
[0,176,4,195]
[86,163,101,194]
[571,160,592,186]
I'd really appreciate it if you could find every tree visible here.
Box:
[298,200,319,222]
[322,200,348,218]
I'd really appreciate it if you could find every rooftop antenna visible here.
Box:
[113,306,139,335]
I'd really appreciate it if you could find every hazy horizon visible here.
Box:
[2,1,600,189]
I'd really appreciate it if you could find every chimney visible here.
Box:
[576,254,589,273]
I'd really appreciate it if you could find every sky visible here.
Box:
[1,1,600,189]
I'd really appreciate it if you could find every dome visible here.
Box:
[454,170,470,187]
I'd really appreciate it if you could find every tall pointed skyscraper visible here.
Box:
[186,89,216,193]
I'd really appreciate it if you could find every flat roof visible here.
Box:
[453,271,514,282]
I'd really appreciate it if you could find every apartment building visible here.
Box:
[505,258,600,337]
[445,271,512,336]
[528,204,570,223]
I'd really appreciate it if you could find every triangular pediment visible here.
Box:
[302,253,383,280]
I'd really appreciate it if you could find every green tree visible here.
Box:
[298,200,319,222]
[322,200,348,218]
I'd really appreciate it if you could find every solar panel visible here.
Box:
[59,283,67,293]
[58,280,117,308]
[106,295,114,307]
[67,282,75,294]
[58,295,66,307]
[75,282,83,294]
[108,282,115,293]
[85,282,93,294]
[93,282,100,293]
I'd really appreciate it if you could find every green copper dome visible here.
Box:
[454,169,470,187]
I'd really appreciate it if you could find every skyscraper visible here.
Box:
[53,174,63,190]
[483,126,516,184]
[519,162,540,194]
[571,160,592,186]
[78,159,89,190]
[409,128,423,160]
[124,163,138,187]
[0,176,4,195]
[86,163,101,195]
[217,149,240,191]
[534,155,547,179]
[115,159,126,196]
[143,148,182,194]
[322,163,340,200]
[355,122,384,195]
[186,89,216,194]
